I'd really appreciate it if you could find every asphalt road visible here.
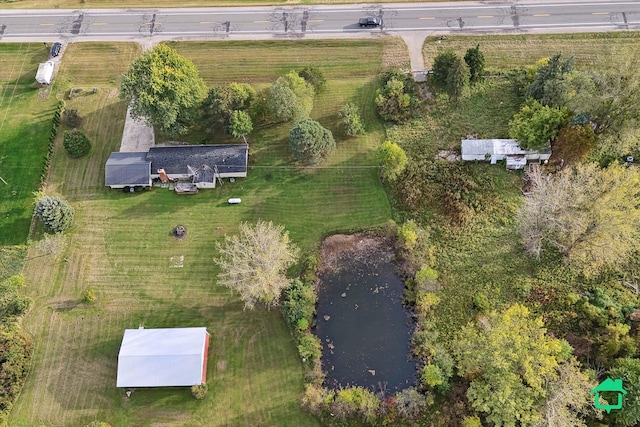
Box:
[1,1,640,42]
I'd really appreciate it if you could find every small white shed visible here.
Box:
[35,61,55,85]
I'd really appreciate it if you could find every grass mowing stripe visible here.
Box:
[12,39,395,426]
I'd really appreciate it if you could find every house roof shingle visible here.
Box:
[147,144,248,176]
[105,152,151,187]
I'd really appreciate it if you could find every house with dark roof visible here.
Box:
[105,144,248,190]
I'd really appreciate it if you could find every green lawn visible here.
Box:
[0,43,58,245]
[10,39,394,427]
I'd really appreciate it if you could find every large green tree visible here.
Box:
[289,119,335,165]
[375,70,416,123]
[446,57,470,101]
[509,98,568,149]
[526,53,575,106]
[517,163,640,277]
[228,110,253,142]
[214,220,299,310]
[452,304,569,427]
[430,50,458,91]
[201,82,255,133]
[120,44,206,136]
[267,71,314,122]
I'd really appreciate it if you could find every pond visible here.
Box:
[315,234,416,394]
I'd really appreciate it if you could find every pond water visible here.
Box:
[315,235,416,394]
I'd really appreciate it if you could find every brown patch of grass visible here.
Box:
[381,36,410,70]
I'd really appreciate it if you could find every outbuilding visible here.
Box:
[116,327,210,388]
[35,61,55,85]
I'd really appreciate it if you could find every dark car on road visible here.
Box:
[50,42,62,58]
[359,17,381,27]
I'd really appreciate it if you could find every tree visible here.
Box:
[517,163,640,277]
[267,77,297,122]
[375,70,415,123]
[120,44,206,136]
[0,275,32,321]
[552,123,597,165]
[446,57,470,101]
[298,66,326,94]
[214,220,299,310]
[377,140,408,182]
[464,44,485,83]
[610,358,640,426]
[62,129,91,158]
[62,108,82,128]
[35,196,74,233]
[535,358,599,427]
[526,53,575,106]
[452,304,569,427]
[568,62,640,135]
[267,71,314,122]
[338,102,365,137]
[228,110,253,142]
[289,119,336,165]
[430,51,458,91]
[0,322,33,426]
[284,71,314,119]
[509,98,568,150]
[201,83,255,133]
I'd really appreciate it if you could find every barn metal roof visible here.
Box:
[116,327,209,388]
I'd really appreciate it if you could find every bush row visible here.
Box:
[39,101,64,187]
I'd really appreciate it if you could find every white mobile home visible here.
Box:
[35,61,55,85]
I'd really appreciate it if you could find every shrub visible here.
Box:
[297,332,322,362]
[333,387,380,422]
[301,383,330,415]
[415,292,440,319]
[191,383,208,399]
[395,388,431,419]
[397,220,418,250]
[338,103,365,136]
[63,129,91,158]
[62,108,83,128]
[421,364,444,388]
[474,292,490,312]
[415,267,439,292]
[83,288,97,304]
[377,140,408,182]
[298,66,326,94]
[35,196,74,233]
[462,415,483,427]
[283,279,317,330]
[375,69,417,123]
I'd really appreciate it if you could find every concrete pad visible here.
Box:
[120,106,155,152]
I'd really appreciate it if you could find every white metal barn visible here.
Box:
[116,327,210,388]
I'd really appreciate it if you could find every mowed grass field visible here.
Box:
[0,43,58,245]
[423,31,640,72]
[10,39,397,427]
